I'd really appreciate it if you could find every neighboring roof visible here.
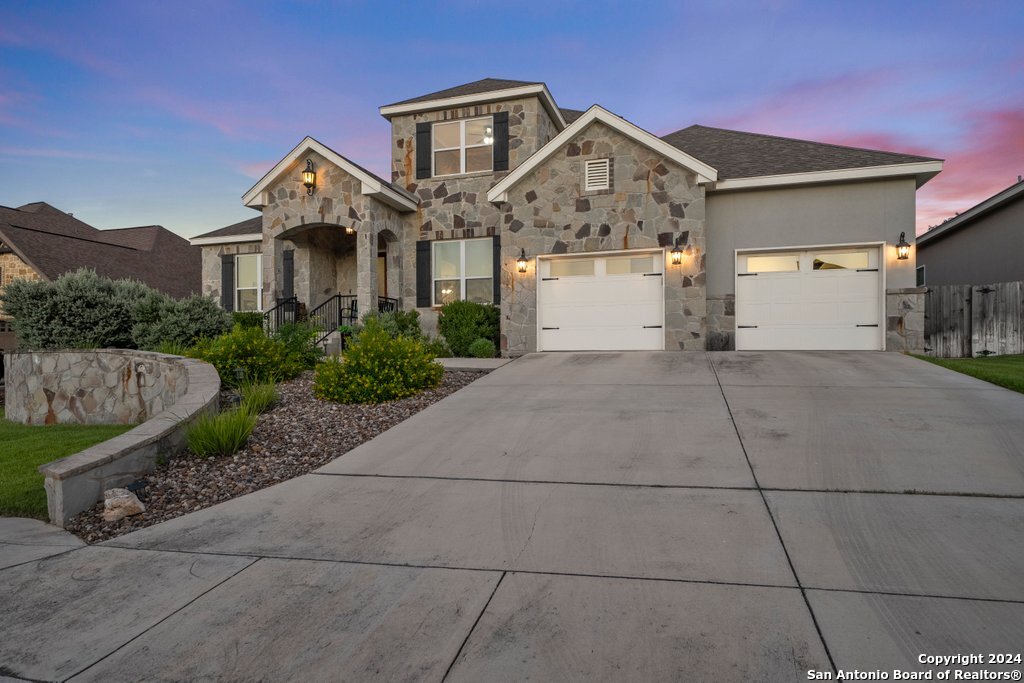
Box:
[191,216,263,245]
[662,125,943,189]
[379,78,568,130]
[560,108,587,124]
[242,136,418,212]
[488,106,718,203]
[0,204,201,299]
[382,78,541,107]
[917,179,1024,246]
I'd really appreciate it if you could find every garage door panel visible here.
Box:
[542,325,663,352]
[736,248,881,351]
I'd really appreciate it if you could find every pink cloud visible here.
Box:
[0,146,128,162]
[137,87,285,140]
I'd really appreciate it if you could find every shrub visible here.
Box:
[239,381,278,414]
[154,340,191,356]
[437,300,500,357]
[188,327,302,386]
[360,309,424,340]
[132,293,231,351]
[422,336,451,359]
[232,311,265,330]
[468,337,496,358]
[1,268,151,349]
[186,408,258,457]
[314,317,443,404]
[273,322,323,370]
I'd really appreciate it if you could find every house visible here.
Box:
[192,78,942,354]
[0,202,201,351]
[916,178,1024,287]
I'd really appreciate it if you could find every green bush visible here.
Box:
[239,381,278,414]
[232,311,265,330]
[1,268,152,349]
[314,317,443,404]
[468,337,496,358]
[188,327,302,386]
[273,322,323,370]
[437,300,500,357]
[186,408,258,457]
[360,309,424,340]
[132,293,231,351]
[422,336,451,359]
[154,340,191,356]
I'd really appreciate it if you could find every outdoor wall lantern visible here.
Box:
[516,248,529,273]
[345,226,356,235]
[302,159,317,195]
[483,125,494,145]
[896,231,911,260]
[670,243,684,266]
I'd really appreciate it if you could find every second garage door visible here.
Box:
[735,246,883,351]
[538,251,664,351]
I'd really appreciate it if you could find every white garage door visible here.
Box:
[538,251,664,351]
[735,247,882,351]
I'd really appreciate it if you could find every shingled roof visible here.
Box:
[192,216,262,240]
[383,78,542,107]
[0,203,200,299]
[661,124,941,180]
[559,108,587,124]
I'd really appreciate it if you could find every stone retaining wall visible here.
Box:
[3,350,220,526]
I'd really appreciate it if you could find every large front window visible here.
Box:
[433,238,492,306]
[432,117,493,177]
[235,253,262,312]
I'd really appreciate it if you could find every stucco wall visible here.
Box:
[498,120,706,353]
[917,195,1024,286]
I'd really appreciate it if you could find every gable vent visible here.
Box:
[584,158,611,191]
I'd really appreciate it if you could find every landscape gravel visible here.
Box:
[65,369,487,543]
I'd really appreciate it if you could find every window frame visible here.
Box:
[916,264,926,287]
[431,237,493,306]
[432,116,494,178]
[234,253,263,312]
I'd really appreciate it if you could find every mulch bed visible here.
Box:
[65,369,487,544]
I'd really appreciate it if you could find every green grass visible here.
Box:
[0,408,133,520]
[915,354,1024,394]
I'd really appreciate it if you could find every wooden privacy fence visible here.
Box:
[925,281,1024,357]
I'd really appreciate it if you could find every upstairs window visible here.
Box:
[584,158,611,191]
[433,117,493,176]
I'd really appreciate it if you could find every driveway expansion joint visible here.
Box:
[442,571,506,682]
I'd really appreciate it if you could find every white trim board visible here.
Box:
[712,161,943,192]
[379,83,567,131]
[241,136,417,212]
[190,234,262,246]
[488,106,718,203]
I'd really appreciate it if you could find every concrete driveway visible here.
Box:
[2,352,1024,681]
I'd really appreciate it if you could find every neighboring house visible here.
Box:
[192,78,943,354]
[0,202,201,351]
[916,178,1024,287]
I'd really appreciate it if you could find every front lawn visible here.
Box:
[0,409,133,520]
[915,354,1024,394]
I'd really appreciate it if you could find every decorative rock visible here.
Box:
[102,488,146,522]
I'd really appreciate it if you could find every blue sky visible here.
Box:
[1,0,1022,237]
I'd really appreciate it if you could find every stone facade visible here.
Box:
[199,241,262,305]
[885,287,927,353]
[706,295,735,351]
[0,251,42,319]
[498,121,707,353]
[4,350,190,425]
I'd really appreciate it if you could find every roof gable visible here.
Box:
[241,137,417,212]
[487,106,718,203]
[917,179,1024,245]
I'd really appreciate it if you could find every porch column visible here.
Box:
[355,226,378,320]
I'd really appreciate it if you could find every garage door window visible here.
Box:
[550,258,595,277]
[812,250,870,270]
[432,238,493,306]
[744,254,799,273]
[606,255,654,275]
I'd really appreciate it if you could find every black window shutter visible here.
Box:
[415,122,432,179]
[492,111,510,172]
[492,235,501,305]
[282,249,294,299]
[220,255,235,312]
[416,240,432,307]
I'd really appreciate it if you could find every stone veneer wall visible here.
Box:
[200,242,262,305]
[0,251,42,318]
[497,120,707,354]
[706,295,736,351]
[4,350,220,526]
[886,287,926,353]
[4,350,192,425]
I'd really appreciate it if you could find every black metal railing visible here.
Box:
[378,296,399,313]
[308,295,358,345]
[263,296,299,335]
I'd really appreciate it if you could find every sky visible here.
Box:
[0,0,1021,238]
